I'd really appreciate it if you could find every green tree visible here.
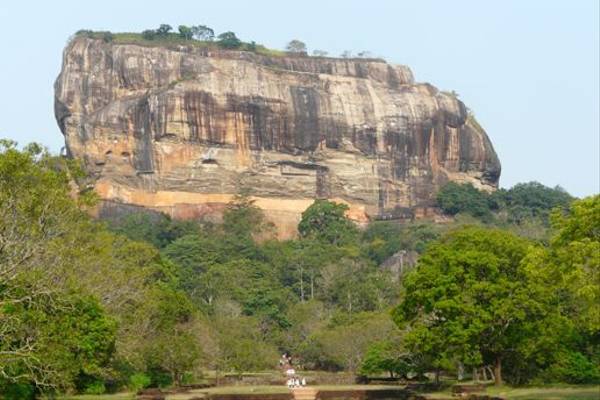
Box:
[142,29,156,40]
[191,25,214,41]
[156,24,172,36]
[1,291,116,393]
[305,312,398,372]
[108,211,199,249]
[177,25,193,40]
[0,141,99,391]
[298,200,358,245]
[286,39,307,53]
[217,31,242,49]
[360,339,410,378]
[502,182,573,224]
[549,195,599,334]
[213,316,279,375]
[393,226,555,385]
[0,142,200,392]
[436,182,493,220]
[517,196,600,383]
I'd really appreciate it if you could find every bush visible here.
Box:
[2,383,36,400]
[75,29,94,38]
[217,31,242,49]
[147,368,172,388]
[436,182,492,219]
[142,29,156,40]
[102,32,114,43]
[129,373,152,391]
[544,352,600,384]
[83,380,106,395]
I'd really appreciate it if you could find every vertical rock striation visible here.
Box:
[55,37,500,237]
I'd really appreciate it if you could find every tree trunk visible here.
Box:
[473,368,479,382]
[310,272,314,299]
[482,366,487,381]
[347,291,352,313]
[486,366,494,382]
[457,362,464,381]
[300,265,304,302]
[435,368,440,384]
[494,357,502,386]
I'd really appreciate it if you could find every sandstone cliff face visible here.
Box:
[55,37,500,237]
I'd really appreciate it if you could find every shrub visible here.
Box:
[156,24,172,36]
[286,39,307,54]
[75,29,94,38]
[217,31,242,49]
[83,380,106,395]
[544,352,600,384]
[102,32,114,43]
[129,373,152,391]
[436,182,492,219]
[178,25,193,40]
[142,29,156,40]
[191,25,215,41]
[2,383,35,400]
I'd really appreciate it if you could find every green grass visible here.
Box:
[486,385,599,400]
[426,385,599,400]
[60,393,135,400]
[75,31,287,57]
[60,384,599,400]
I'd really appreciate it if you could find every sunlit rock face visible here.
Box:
[55,37,500,237]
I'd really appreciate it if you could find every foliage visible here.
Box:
[436,181,573,228]
[191,25,214,41]
[128,373,151,391]
[0,140,594,394]
[303,313,399,372]
[286,40,307,53]
[543,352,600,384]
[501,182,572,224]
[0,143,200,394]
[156,24,172,36]
[108,211,200,249]
[298,200,358,245]
[362,221,442,264]
[217,31,242,49]
[177,25,193,40]
[393,226,553,385]
[436,182,494,220]
[550,195,599,333]
[360,340,411,378]
[141,29,156,40]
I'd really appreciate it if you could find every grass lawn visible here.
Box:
[61,393,135,400]
[60,384,599,400]
[487,385,599,400]
[426,385,599,400]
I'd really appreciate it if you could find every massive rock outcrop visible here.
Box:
[55,36,500,237]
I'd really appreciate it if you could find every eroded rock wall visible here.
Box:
[55,37,500,237]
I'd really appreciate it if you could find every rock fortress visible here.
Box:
[55,37,500,237]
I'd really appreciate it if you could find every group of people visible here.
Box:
[286,376,306,388]
[279,352,307,388]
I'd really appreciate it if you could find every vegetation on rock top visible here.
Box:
[73,25,382,60]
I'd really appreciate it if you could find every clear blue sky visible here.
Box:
[0,0,598,196]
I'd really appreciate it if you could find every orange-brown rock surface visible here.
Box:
[55,37,500,237]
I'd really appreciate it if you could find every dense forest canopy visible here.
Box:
[0,141,598,398]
